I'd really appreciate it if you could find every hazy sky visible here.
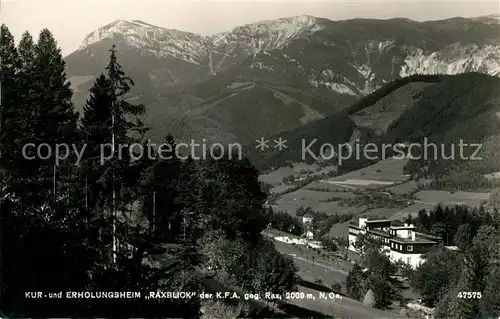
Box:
[2,0,499,56]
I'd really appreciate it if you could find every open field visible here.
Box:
[389,189,490,221]
[279,189,345,202]
[386,180,419,195]
[258,162,336,186]
[414,190,452,203]
[327,179,396,186]
[413,190,490,207]
[331,157,410,183]
[390,202,436,220]
[362,207,402,219]
[269,184,297,195]
[351,82,434,134]
[304,181,356,192]
[320,179,398,191]
[273,195,366,216]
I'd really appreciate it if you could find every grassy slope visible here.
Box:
[351,82,435,134]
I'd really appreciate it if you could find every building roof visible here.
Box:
[303,212,315,218]
[391,237,437,244]
[365,219,391,223]
[390,226,416,230]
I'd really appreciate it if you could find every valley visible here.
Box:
[259,153,493,317]
[4,7,500,318]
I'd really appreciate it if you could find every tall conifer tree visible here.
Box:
[0,23,21,314]
[79,74,113,215]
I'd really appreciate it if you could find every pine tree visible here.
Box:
[451,248,485,318]
[32,29,79,193]
[11,29,79,207]
[481,236,500,317]
[105,44,145,144]
[454,223,472,251]
[451,226,493,318]
[101,45,146,208]
[0,23,21,314]
[32,29,78,146]
[0,25,20,175]
[3,31,36,194]
[197,153,269,242]
[79,74,113,215]
[140,134,187,238]
[87,45,147,264]
[346,263,366,300]
[17,31,35,69]
[2,30,106,317]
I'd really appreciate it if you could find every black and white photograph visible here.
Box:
[1,0,500,317]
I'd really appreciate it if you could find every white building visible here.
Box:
[348,217,441,269]
[302,212,314,226]
[302,212,315,239]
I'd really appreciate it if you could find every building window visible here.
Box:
[391,242,393,248]
[407,245,413,252]
[407,257,411,264]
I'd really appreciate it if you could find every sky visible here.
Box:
[2,0,499,56]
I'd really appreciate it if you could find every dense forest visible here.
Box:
[246,108,354,170]
[406,205,500,317]
[405,204,495,246]
[386,73,500,190]
[0,25,299,317]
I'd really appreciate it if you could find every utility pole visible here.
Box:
[111,98,117,265]
[85,177,88,210]
[1,90,5,305]
[0,175,4,312]
[183,211,187,243]
[152,191,156,234]
[53,164,56,205]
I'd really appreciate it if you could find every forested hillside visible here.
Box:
[404,204,500,318]
[274,72,500,190]
[0,25,300,317]
[385,73,500,190]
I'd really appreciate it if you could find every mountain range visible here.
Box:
[64,15,500,153]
